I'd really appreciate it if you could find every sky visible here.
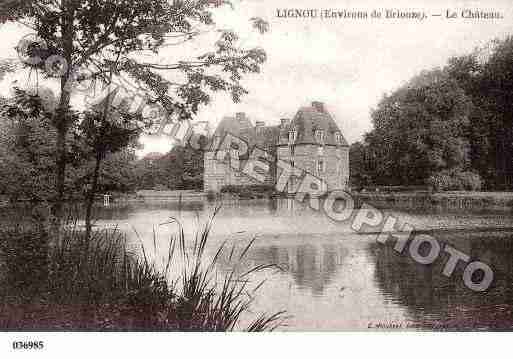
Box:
[1,0,513,156]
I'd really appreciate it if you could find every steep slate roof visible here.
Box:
[210,102,348,153]
[213,114,252,137]
[212,113,279,154]
[278,103,348,147]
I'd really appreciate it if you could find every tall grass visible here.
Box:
[0,209,286,331]
[155,207,285,331]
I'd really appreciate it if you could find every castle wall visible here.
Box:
[204,104,350,193]
[277,145,349,192]
[203,151,276,192]
[203,152,229,192]
[337,147,350,190]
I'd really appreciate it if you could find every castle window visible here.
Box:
[315,130,325,144]
[288,129,297,144]
[317,159,325,173]
[211,135,221,150]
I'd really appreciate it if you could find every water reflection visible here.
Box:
[93,201,206,221]
[216,241,348,296]
[97,198,513,330]
[3,198,513,330]
[368,231,513,329]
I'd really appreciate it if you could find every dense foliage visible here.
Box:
[0,0,268,218]
[220,184,277,199]
[134,145,204,191]
[0,89,142,201]
[0,0,283,332]
[350,37,513,191]
[0,215,284,330]
[0,119,206,200]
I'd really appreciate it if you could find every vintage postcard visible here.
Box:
[0,0,512,354]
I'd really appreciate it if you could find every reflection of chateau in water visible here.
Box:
[272,197,324,217]
[368,231,513,329]
[44,196,513,330]
[258,243,348,295]
[216,240,348,295]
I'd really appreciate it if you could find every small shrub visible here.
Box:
[206,190,217,201]
[427,172,455,191]
[220,184,276,199]
[456,171,482,191]
[427,169,482,192]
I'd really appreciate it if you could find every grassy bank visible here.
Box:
[353,191,513,211]
[0,213,285,331]
[217,185,281,200]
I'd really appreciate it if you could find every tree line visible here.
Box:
[0,93,205,202]
[350,36,513,191]
[0,0,267,227]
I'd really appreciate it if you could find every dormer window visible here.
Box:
[255,121,265,135]
[317,159,325,173]
[335,132,342,144]
[211,135,221,150]
[315,130,325,144]
[288,129,297,144]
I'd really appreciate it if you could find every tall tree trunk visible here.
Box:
[51,0,74,225]
[84,152,102,244]
[84,89,112,244]
[52,121,67,222]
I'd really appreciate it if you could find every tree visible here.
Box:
[476,37,513,189]
[1,0,269,220]
[79,103,141,241]
[357,38,513,190]
[161,144,204,189]
[132,143,205,191]
[0,89,141,206]
[0,89,61,201]
[437,38,513,189]
[364,69,474,186]
[97,148,139,192]
[349,141,373,189]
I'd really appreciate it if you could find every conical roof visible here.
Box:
[278,102,348,147]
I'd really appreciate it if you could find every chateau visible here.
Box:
[203,101,349,193]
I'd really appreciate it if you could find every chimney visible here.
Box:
[236,112,246,122]
[312,101,325,113]
[255,121,265,128]
[280,118,290,128]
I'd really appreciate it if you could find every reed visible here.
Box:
[0,209,286,331]
[154,207,286,331]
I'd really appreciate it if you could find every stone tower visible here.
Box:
[276,101,349,192]
[203,102,349,193]
[203,112,278,192]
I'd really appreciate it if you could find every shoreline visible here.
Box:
[2,190,512,212]
[353,191,513,211]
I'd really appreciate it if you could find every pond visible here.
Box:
[89,198,513,331]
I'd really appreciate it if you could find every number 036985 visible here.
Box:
[12,341,44,350]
